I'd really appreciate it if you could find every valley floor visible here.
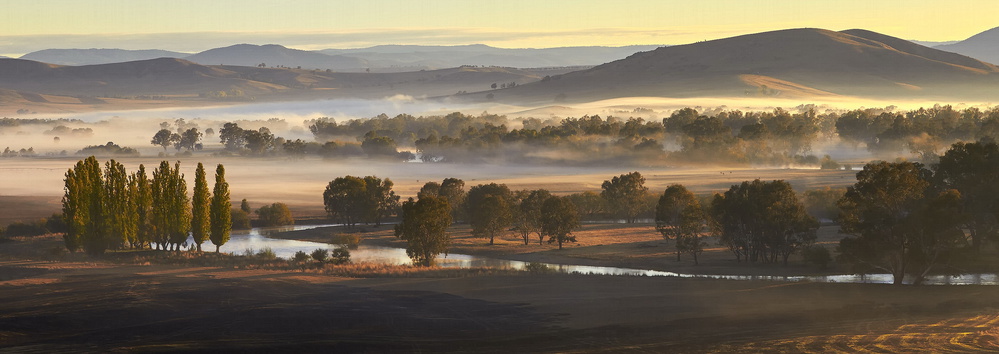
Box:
[2,232,999,352]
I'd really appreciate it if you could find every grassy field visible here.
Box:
[2,234,999,352]
[4,163,999,352]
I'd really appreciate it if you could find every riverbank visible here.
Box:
[271,222,849,277]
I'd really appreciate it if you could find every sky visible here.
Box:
[1,0,997,56]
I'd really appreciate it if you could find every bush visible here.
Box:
[256,247,277,261]
[525,262,554,273]
[820,155,840,170]
[45,213,67,234]
[329,246,351,265]
[310,248,329,263]
[803,245,832,270]
[293,250,310,263]
[255,202,294,227]
[4,219,48,237]
[330,233,361,249]
[231,209,251,229]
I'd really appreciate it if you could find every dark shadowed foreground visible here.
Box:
[3,256,999,352]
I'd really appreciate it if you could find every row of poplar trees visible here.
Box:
[62,156,232,255]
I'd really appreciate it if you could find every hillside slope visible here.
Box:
[184,44,369,71]
[20,49,187,66]
[935,26,999,65]
[0,57,545,100]
[478,28,999,103]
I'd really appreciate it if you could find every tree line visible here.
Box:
[61,157,232,254]
[125,105,999,166]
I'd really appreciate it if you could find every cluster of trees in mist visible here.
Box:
[313,140,999,283]
[60,157,232,254]
[7,104,999,166]
[298,105,999,166]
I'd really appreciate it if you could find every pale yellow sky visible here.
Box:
[1,0,997,55]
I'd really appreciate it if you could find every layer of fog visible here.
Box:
[2,95,992,207]
[10,94,992,157]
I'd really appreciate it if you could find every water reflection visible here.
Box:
[198,225,999,285]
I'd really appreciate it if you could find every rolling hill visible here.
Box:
[935,26,999,65]
[320,44,662,69]
[18,44,658,71]
[20,49,187,66]
[0,57,548,100]
[183,44,370,71]
[476,28,999,103]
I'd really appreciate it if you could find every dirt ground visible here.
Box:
[2,234,999,352]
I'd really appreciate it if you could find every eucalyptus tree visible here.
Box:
[601,172,649,223]
[465,183,514,245]
[655,184,706,263]
[540,196,580,250]
[838,161,965,285]
[395,196,452,266]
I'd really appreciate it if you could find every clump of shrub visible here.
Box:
[310,248,329,263]
[231,209,252,229]
[330,233,362,249]
[293,250,311,263]
[525,262,555,273]
[310,247,350,265]
[803,245,832,270]
[3,213,67,237]
[256,247,277,261]
[255,202,294,226]
[329,246,351,264]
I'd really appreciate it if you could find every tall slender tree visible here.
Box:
[191,163,211,251]
[80,157,105,255]
[131,164,153,249]
[103,159,135,251]
[61,161,86,252]
[210,164,232,252]
[167,162,190,249]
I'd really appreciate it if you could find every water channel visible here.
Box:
[197,225,999,286]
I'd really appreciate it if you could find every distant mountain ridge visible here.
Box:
[0,57,549,98]
[935,26,999,65]
[479,28,999,103]
[20,48,187,66]
[20,44,661,71]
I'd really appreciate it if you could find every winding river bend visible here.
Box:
[198,225,999,286]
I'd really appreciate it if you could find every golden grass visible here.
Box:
[727,312,999,353]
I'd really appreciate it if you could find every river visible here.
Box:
[189,225,999,286]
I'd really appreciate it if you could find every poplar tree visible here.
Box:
[210,164,232,252]
[191,162,211,251]
[151,161,172,250]
[62,161,86,252]
[103,159,136,251]
[167,162,191,249]
[151,161,190,250]
[80,157,105,255]
[131,165,153,249]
